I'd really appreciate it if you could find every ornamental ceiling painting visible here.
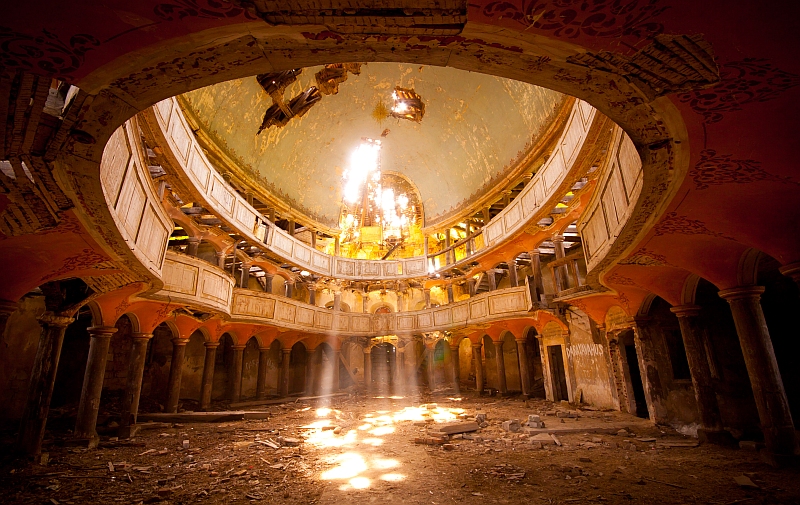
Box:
[179,63,564,228]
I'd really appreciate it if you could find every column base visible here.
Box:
[117,424,141,439]
[698,429,738,447]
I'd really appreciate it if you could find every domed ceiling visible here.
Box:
[179,64,565,229]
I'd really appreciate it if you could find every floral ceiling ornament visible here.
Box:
[0,26,100,79]
[653,212,736,240]
[690,149,800,191]
[678,58,800,124]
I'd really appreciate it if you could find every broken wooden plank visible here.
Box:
[137,411,250,423]
[427,421,479,435]
[229,392,348,409]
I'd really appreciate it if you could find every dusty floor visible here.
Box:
[1,394,799,505]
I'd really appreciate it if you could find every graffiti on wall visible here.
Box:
[566,343,605,360]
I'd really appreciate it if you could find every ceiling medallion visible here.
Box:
[391,87,425,122]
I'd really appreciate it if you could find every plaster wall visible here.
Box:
[566,310,615,408]
[240,338,261,399]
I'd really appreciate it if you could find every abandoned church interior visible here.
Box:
[1,0,800,503]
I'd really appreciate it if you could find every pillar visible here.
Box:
[333,292,341,311]
[19,312,74,456]
[467,278,476,297]
[552,235,567,291]
[719,287,798,458]
[395,345,405,392]
[494,340,508,394]
[334,236,340,256]
[670,305,724,437]
[264,273,274,293]
[423,288,431,309]
[424,235,429,257]
[230,345,245,402]
[444,229,452,265]
[305,348,317,395]
[472,342,484,392]
[199,341,219,410]
[447,284,454,304]
[280,348,291,397]
[508,259,519,288]
[363,348,372,393]
[449,343,460,394]
[284,280,294,298]
[165,338,189,414]
[426,347,436,390]
[186,237,200,257]
[74,326,118,440]
[308,286,316,306]
[331,349,341,392]
[120,332,153,434]
[287,219,295,236]
[515,338,531,397]
[215,251,225,269]
[256,347,269,400]
[632,320,668,424]
[240,262,251,289]
[529,250,545,302]
[487,270,497,291]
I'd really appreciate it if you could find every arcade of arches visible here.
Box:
[1,0,800,503]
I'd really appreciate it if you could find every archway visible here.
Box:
[240,337,261,400]
[289,342,308,395]
[617,329,648,419]
[212,333,234,401]
[502,332,521,392]
[179,329,206,404]
[371,342,396,395]
[524,327,546,398]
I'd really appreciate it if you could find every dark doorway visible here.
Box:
[524,328,546,398]
[624,344,649,418]
[547,345,569,401]
[371,343,395,394]
[288,343,307,394]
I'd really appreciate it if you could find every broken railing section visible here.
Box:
[256,63,363,133]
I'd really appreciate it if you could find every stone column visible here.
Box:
[632,320,668,424]
[423,288,431,309]
[308,286,316,306]
[719,286,798,458]
[280,348,291,397]
[487,270,497,291]
[186,237,200,257]
[284,280,294,299]
[19,312,74,456]
[446,284,454,304]
[165,338,189,414]
[449,343,460,394]
[362,292,368,313]
[395,345,405,392]
[426,347,436,390]
[264,274,274,294]
[508,259,519,288]
[515,338,531,397]
[256,347,270,400]
[552,235,568,291]
[444,229,452,265]
[494,340,508,394]
[472,342,484,392]
[240,262,251,289]
[529,250,545,302]
[538,337,554,402]
[215,251,225,269]
[331,349,341,392]
[334,236,340,256]
[229,345,245,402]
[199,341,219,410]
[74,326,118,440]
[670,305,724,438]
[120,332,154,436]
[363,348,372,393]
[333,292,341,311]
[305,348,317,395]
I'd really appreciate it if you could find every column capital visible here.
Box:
[171,338,190,346]
[37,312,74,327]
[779,262,800,283]
[718,285,765,301]
[281,348,292,354]
[363,347,372,354]
[471,341,482,349]
[259,346,270,352]
[551,234,565,243]
[670,304,702,317]
[186,236,201,244]
[231,344,246,351]
[514,337,527,344]
[131,332,154,341]
[204,341,220,348]
[87,326,119,338]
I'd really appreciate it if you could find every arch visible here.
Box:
[738,248,767,287]
[289,341,309,395]
[637,293,659,317]
[82,300,104,327]
[240,336,262,399]
[372,303,393,314]
[212,333,236,401]
[679,274,702,306]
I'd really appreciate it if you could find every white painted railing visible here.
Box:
[578,129,643,271]
[146,96,599,281]
[99,118,172,276]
